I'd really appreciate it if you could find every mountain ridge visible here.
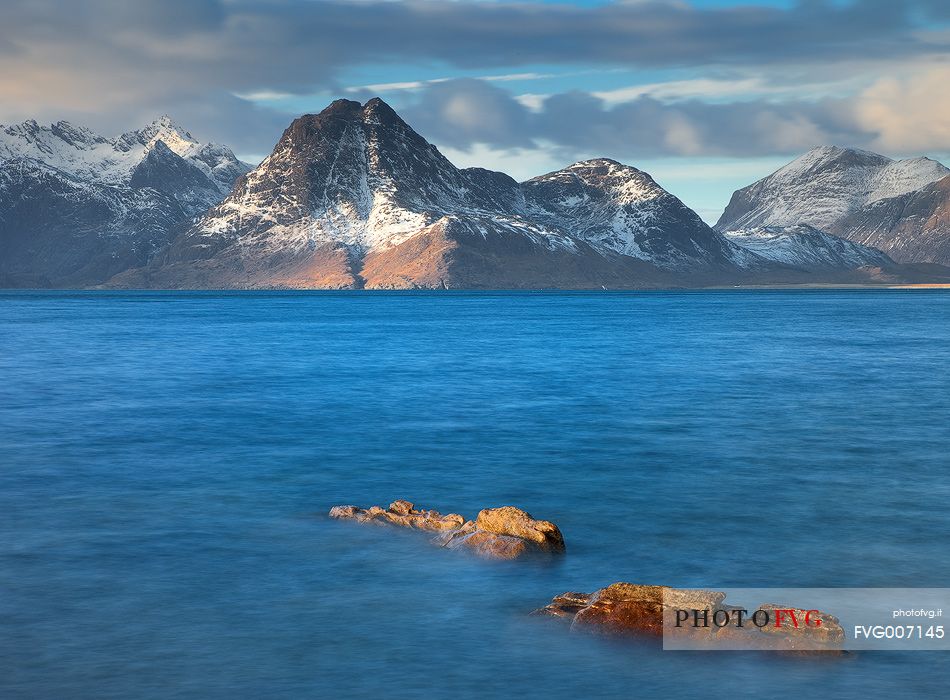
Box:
[3,101,950,289]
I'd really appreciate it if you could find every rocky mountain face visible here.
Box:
[135,98,758,289]
[0,117,249,286]
[716,146,950,266]
[833,175,950,265]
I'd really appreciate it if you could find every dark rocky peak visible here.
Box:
[131,140,203,185]
[276,97,434,155]
[49,121,107,148]
[362,96,407,126]
[3,119,42,141]
[130,140,222,215]
[257,97,483,214]
[463,166,519,188]
[276,97,410,145]
[285,99,361,131]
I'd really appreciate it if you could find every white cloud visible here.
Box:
[854,65,950,153]
[233,90,295,101]
[593,77,768,104]
[588,73,872,105]
[514,94,547,112]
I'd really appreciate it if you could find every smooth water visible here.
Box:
[1,290,949,699]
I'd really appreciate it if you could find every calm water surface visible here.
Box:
[1,290,949,698]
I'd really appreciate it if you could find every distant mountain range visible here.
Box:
[3,100,950,289]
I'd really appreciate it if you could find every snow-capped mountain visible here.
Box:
[0,117,250,286]
[523,159,759,270]
[716,146,949,235]
[716,146,950,267]
[147,98,755,289]
[724,224,892,270]
[0,115,249,213]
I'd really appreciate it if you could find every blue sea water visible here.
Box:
[1,290,949,699]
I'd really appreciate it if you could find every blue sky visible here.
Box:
[2,0,949,222]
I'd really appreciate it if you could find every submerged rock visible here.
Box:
[434,525,530,561]
[534,582,845,654]
[329,501,564,560]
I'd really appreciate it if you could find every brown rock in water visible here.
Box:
[388,500,414,516]
[475,506,565,553]
[329,501,564,560]
[565,583,725,637]
[329,501,465,532]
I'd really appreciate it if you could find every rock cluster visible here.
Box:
[535,582,845,653]
[329,502,844,656]
[329,500,564,560]
[328,500,464,531]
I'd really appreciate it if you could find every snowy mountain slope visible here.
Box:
[0,115,249,199]
[716,146,949,234]
[0,117,251,286]
[523,158,760,270]
[723,224,893,270]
